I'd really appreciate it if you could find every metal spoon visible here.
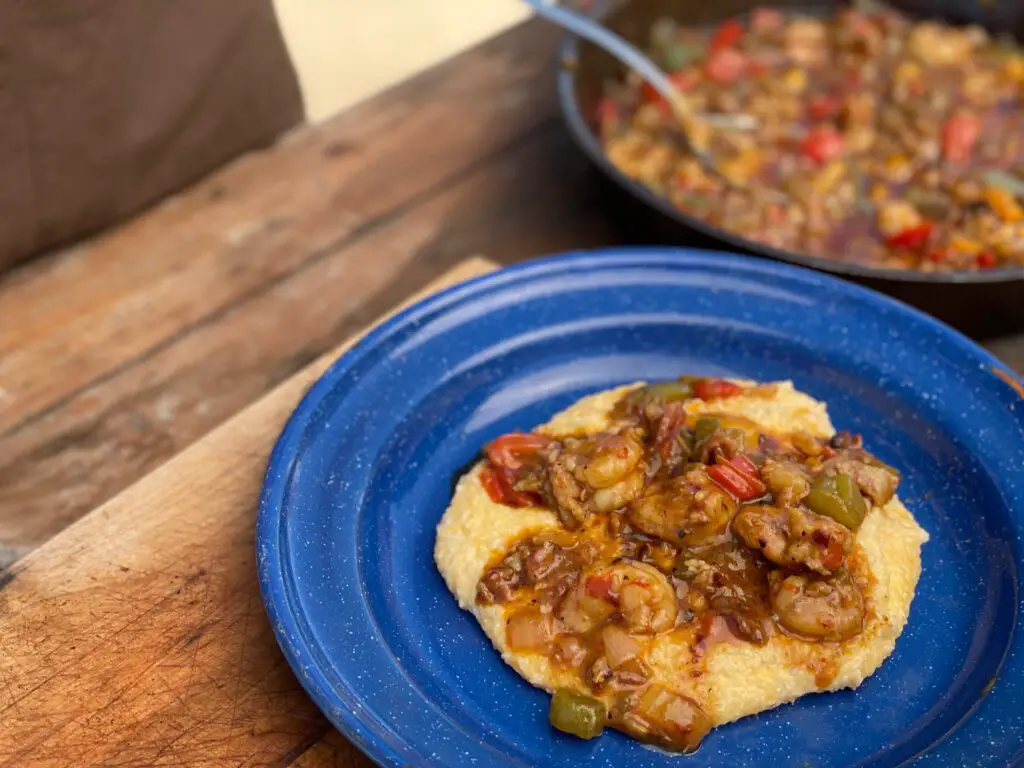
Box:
[524,0,762,188]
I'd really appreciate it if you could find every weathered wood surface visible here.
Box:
[0,19,614,566]
[0,258,495,768]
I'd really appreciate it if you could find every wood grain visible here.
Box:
[0,258,495,768]
[0,118,611,556]
[0,19,620,562]
[0,19,561,434]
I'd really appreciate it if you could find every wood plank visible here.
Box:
[0,259,494,768]
[0,120,613,560]
[0,19,562,436]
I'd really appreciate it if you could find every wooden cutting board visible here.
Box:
[0,258,497,768]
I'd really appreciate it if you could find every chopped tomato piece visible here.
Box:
[485,432,551,472]
[710,20,744,52]
[750,7,784,32]
[885,221,933,250]
[808,96,841,120]
[941,113,981,163]
[692,379,743,400]
[926,248,948,263]
[977,250,998,269]
[585,575,616,602]
[728,453,760,477]
[800,127,845,164]
[707,463,766,501]
[704,48,747,84]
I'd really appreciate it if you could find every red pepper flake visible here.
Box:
[708,463,766,501]
[886,221,933,251]
[710,19,744,52]
[977,250,998,269]
[692,379,743,400]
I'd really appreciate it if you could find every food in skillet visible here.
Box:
[598,4,1024,271]
[435,377,928,751]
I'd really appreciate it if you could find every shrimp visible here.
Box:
[769,571,864,641]
[592,562,678,634]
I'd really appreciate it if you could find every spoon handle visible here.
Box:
[521,0,689,116]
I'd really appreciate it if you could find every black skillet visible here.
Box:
[557,0,1024,337]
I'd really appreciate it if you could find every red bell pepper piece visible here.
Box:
[976,250,998,269]
[480,465,539,507]
[800,127,845,164]
[708,462,766,501]
[641,81,662,104]
[885,221,933,250]
[485,432,551,472]
[642,72,697,111]
[692,379,743,400]
[728,453,760,477]
[710,19,744,51]
[481,432,551,507]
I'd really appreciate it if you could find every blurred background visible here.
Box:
[275,0,529,122]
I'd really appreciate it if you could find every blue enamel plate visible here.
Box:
[257,249,1024,768]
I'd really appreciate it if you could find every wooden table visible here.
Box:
[0,18,1021,767]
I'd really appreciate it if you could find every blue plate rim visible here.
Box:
[256,247,1023,768]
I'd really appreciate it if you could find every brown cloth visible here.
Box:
[0,0,304,271]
